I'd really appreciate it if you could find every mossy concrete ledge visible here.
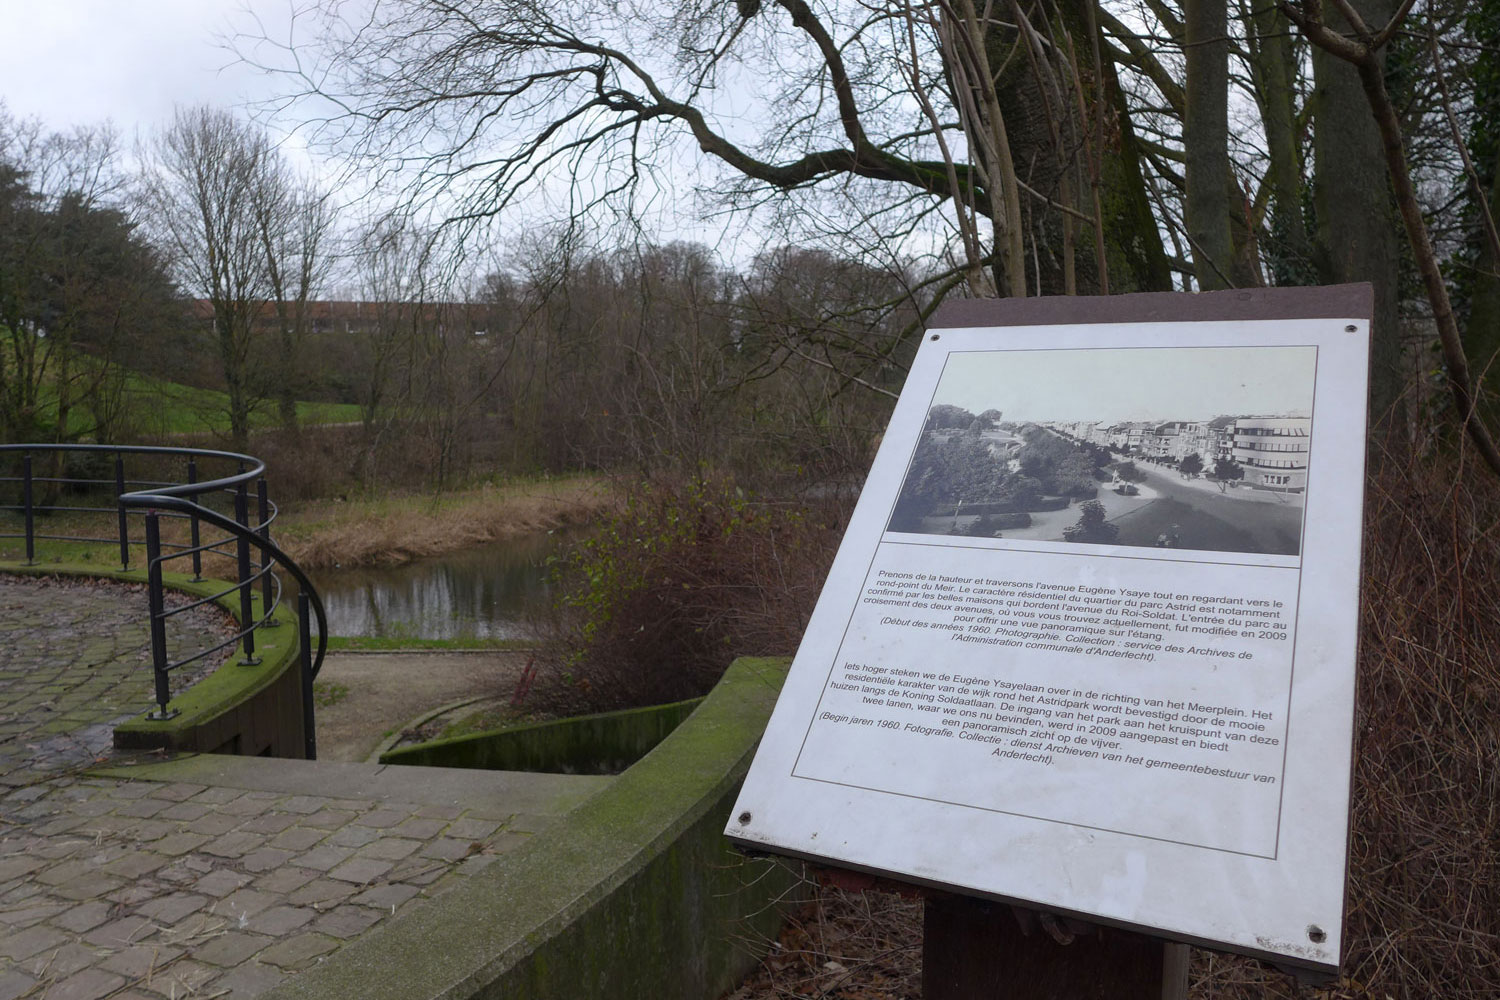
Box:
[379,697,705,774]
[261,656,804,1000]
[0,560,308,757]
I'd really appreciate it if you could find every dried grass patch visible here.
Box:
[274,475,617,571]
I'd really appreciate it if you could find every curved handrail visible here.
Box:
[0,442,327,709]
[129,491,328,680]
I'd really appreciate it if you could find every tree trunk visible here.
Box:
[1310,0,1402,425]
[1251,4,1315,284]
[1185,0,1234,289]
[986,0,1172,295]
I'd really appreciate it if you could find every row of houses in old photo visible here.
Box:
[1052,415,1312,493]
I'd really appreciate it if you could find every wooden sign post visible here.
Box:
[728,286,1372,989]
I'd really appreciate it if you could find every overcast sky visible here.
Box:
[0,2,321,166]
[932,346,1318,423]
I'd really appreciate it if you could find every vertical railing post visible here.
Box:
[258,477,276,625]
[22,453,35,566]
[299,591,317,761]
[234,479,259,665]
[115,455,129,571]
[144,513,177,719]
[187,456,202,581]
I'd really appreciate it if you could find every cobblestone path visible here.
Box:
[0,575,606,1000]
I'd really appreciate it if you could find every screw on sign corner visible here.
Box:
[738,811,752,825]
[1307,925,1327,944]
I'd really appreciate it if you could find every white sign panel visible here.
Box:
[728,295,1369,974]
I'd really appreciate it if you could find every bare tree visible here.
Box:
[252,161,337,433]
[139,107,273,449]
[237,0,1170,302]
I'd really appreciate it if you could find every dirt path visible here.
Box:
[313,650,531,762]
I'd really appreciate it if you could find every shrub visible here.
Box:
[540,477,847,711]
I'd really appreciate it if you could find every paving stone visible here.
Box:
[210,960,286,998]
[277,795,326,815]
[0,923,68,960]
[99,943,184,980]
[352,808,408,829]
[287,879,356,909]
[35,859,92,886]
[125,818,176,842]
[104,850,170,878]
[255,932,338,970]
[240,847,297,874]
[218,888,280,923]
[311,903,384,939]
[191,931,273,967]
[414,804,463,820]
[148,783,206,802]
[293,844,353,872]
[351,882,422,910]
[189,787,243,805]
[201,830,265,859]
[357,836,422,861]
[28,940,99,979]
[0,970,36,1000]
[153,831,211,856]
[104,783,153,800]
[252,866,317,895]
[114,798,169,819]
[327,857,392,885]
[390,817,448,840]
[54,874,126,901]
[157,801,211,822]
[238,812,298,835]
[135,892,209,926]
[193,869,252,898]
[462,803,516,822]
[327,824,381,848]
[220,795,278,817]
[54,900,113,934]
[325,798,375,813]
[105,883,161,908]
[185,813,240,836]
[420,837,477,862]
[138,959,218,998]
[301,808,357,831]
[246,904,315,936]
[83,914,155,949]
[0,855,44,880]
[445,817,501,840]
[37,968,125,1000]
[0,900,68,928]
[269,826,326,852]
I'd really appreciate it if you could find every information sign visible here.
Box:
[727,287,1371,974]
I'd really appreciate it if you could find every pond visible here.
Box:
[304,529,577,640]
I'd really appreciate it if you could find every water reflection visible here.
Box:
[306,529,572,640]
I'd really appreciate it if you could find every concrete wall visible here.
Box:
[378,697,704,774]
[261,656,804,1000]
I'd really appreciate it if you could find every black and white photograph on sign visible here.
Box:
[886,346,1316,556]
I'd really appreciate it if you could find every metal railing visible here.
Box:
[0,444,326,759]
